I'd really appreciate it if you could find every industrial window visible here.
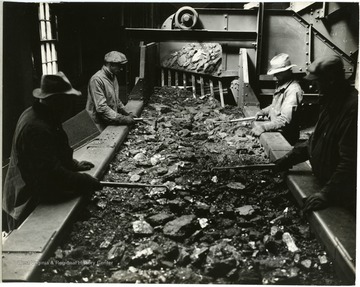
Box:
[38,3,58,75]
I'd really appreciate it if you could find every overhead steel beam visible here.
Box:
[126,28,257,43]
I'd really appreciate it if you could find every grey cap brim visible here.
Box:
[303,73,319,81]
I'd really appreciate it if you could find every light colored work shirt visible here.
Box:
[86,65,128,130]
[261,79,303,131]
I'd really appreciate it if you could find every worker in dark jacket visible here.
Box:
[274,55,357,214]
[86,51,135,131]
[3,72,102,232]
[251,53,303,145]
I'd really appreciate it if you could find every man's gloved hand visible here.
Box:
[75,161,95,171]
[255,110,266,121]
[250,125,265,137]
[117,115,136,125]
[273,154,293,173]
[302,191,330,213]
[85,175,102,192]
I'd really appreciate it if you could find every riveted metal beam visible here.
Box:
[126,28,257,42]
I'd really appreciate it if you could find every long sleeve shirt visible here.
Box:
[86,65,129,130]
[261,80,303,132]
[284,84,357,198]
[3,101,99,222]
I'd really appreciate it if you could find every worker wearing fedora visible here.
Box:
[86,51,135,131]
[251,53,303,145]
[274,55,357,214]
[3,72,102,232]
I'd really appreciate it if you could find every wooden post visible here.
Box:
[183,73,187,90]
[168,69,172,86]
[210,79,214,97]
[139,43,146,79]
[175,71,179,89]
[161,69,165,87]
[218,80,225,107]
[191,74,196,98]
[200,76,205,98]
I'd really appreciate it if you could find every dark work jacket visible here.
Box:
[3,101,98,221]
[285,84,357,203]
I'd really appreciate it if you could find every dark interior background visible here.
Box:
[5,2,269,162]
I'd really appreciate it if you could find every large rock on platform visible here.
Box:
[163,215,198,239]
[162,43,222,75]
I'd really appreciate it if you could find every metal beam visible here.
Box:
[126,28,257,43]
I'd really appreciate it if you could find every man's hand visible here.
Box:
[302,192,330,213]
[255,110,267,121]
[89,176,102,191]
[272,155,293,173]
[76,161,95,171]
[118,115,136,125]
[250,125,265,137]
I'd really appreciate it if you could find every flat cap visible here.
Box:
[304,55,344,81]
[104,51,128,64]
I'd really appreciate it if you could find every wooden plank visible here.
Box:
[258,131,292,152]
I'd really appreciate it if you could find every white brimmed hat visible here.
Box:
[267,53,296,75]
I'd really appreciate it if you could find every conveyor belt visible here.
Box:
[2,99,355,283]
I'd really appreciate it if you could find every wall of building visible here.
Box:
[3,2,40,161]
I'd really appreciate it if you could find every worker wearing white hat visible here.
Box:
[250,53,303,145]
[86,51,135,131]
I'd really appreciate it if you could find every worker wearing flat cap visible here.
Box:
[274,55,357,214]
[86,51,135,131]
[3,72,102,232]
[251,53,303,145]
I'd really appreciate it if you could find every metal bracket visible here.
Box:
[238,48,260,109]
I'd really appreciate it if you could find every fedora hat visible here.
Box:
[104,51,128,64]
[267,53,296,75]
[32,72,81,99]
